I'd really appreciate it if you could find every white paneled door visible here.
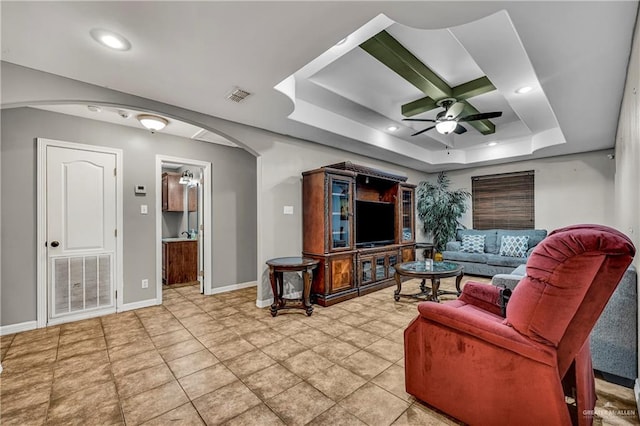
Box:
[45,144,118,323]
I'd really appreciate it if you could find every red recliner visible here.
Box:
[404,224,635,426]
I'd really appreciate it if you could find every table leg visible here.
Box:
[269,267,278,317]
[419,279,427,293]
[302,268,314,316]
[394,272,401,301]
[455,272,464,295]
[431,277,441,302]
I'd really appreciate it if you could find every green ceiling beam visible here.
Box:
[452,76,496,101]
[360,30,452,100]
[361,30,498,135]
[401,97,438,117]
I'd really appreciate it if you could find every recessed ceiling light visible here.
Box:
[335,37,348,46]
[488,141,498,146]
[386,125,399,132]
[515,86,533,94]
[137,114,168,131]
[87,105,102,113]
[90,28,131,51]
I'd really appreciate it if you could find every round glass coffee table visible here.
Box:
[394,261,464,302]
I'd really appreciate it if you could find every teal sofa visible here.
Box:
[442,228,548,277]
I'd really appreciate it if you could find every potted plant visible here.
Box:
[416,172,471,257]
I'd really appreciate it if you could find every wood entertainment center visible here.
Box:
[302,162,416,306]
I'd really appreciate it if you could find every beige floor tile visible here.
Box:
[10,326,60,347]
[242,329,286,348]
[47,381,119,424]
[1,380,52,415]
[291,328,334,348]
[311,338,360,363]
[340,350,392,380]
[282,349,334,379]
[338,328,381,349]
[193,381,261,425]
[358,319,401,337]
[197,328,239,348]
[243,364,302,400]
[222,403,285,426]
[307,364,367,401]
[110,349,164,377]
[58,325,105,346]
[4,334,59,359]
[51,362,113,400]
[260,337,307,362]
[224,349,276,378]
[121,380,189,425]
[167,349,219,378]
[115,363,176,399]
[270,320,313,337]
[208,337,255,361]
[391,403,461,425]
[340,383,410,426]
[57,336,107,360]
[158,338,205,362]
[338,313,372,327]
[0,365,54,395]
[0,401,49,426]
[371,365,413,402]
[307,404,367,426]
[142,318,185,337]
[150,328,193,348]
[179,363,238,400]
[105,327,149,348]
[208,306,240,319]
[322,321,358,337]
[364,338,405,363]
[1,348,58,374]
[108,337,156,362]
[142,402,204,425]
[267,382,335,426]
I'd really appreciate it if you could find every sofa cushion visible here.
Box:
[461,234,485,254]
[486,254,527,268]
[499,235,529,257]
[456,229,499,254]
[497,229,547,250]
[442,250,488,263]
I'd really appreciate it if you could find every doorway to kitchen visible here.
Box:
[156,155,212,304]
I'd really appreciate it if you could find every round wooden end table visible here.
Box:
[266,257,319,316]
[394,261,464,302]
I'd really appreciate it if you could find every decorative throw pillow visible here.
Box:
[460,234,486,254]
[499,235,529,258]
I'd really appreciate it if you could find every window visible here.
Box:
[472,171,534,230]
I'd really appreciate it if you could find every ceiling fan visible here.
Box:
[402,98,502,136]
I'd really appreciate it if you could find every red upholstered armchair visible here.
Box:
[404,225,635,426]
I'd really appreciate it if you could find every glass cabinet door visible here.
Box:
[329,176,352,250]
[400,187,414,242]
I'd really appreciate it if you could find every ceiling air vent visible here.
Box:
[226,87,251,103]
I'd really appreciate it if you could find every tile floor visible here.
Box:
[0,277,638,425]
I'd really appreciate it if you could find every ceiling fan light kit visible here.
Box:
[435,120,457,135]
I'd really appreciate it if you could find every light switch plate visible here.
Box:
[283,205,294,215]
[140,205,148,215]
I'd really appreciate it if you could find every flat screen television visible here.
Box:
[355,200,395,247]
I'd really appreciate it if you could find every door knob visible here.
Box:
[50,241,60,248]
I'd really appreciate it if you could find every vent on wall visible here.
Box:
[226,87,251,103]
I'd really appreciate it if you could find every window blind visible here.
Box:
[472,171,534,230]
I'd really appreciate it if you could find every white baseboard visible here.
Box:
[210,280,257,295]
[120,298,159,312]
[635,379,639,413]
[0,320,37,336]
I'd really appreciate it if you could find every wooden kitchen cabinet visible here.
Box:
[162,172,196,212]
[162,240,198,284]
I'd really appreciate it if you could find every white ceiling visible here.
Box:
[1,1,637,172]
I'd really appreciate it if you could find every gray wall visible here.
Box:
[1,107,257,325]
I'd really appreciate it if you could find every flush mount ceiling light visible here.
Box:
[137,114,168,132]
[515,86,533,94]
[435,120,457,135]
[386,125,399,132]
[488,141,498,146]
[90,28,131,51]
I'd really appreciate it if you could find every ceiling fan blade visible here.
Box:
[446,102,465,119]
[459,111,502,122]
[402,118,436,122]
[453,124,467,135]
[411,126,435,136]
